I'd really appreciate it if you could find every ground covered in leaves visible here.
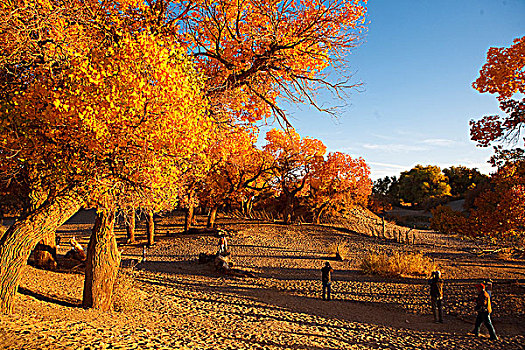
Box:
[1,211,524,349]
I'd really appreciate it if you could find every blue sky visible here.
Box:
[266,0,525,179]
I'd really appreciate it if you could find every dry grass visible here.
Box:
[360,251,435,277]
[496,248,514,261]
[112,268,142,312]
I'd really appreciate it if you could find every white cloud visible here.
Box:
[420,138,457,147]
[368,161,408,170]
[362,143,428,152]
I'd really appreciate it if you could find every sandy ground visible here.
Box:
[0,211,524,350]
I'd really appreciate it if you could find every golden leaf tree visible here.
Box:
[197,125,271,227]
[0,0,212,313]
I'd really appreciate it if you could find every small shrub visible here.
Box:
[360,251,435,277]
[496,248,513,261]
[113,268,141,312]
[327,240,350,261]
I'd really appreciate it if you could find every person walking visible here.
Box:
[321,262,334,301]
[484,279,493,298]
[428,270,444,323]
[472,283,498,340]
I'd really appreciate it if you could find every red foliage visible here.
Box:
[431,161,525,243]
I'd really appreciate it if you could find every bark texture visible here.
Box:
[82,209,120,311]
[0,192,83,314]
[125,210,136,244]
[242,198,253,218]
[146,211,154,247]
[184,206,194,232]
[207,206,218,228]
[283,195,293,224]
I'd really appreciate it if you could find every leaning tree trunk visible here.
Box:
[82,209,120,311]
[146,210,154,247]
[125,210,136,244]
[313,205,327,225]
[0,191,83,314]
[31,188,58,270]
[207,206,218,228]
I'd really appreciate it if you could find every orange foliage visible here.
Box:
[468,161,525,240]
[1,0,370,212]
[263,128,326,222]
[470,37,525,161]
[308,152,371,223]
[261,129,371,223]
[473,36,525,101]
[198,126,270,210]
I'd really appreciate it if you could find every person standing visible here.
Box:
[321,262,334,301]
[428,270,444,323]
[472,283,498,340]
[218,234,228,255]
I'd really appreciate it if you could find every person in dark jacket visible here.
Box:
[472,283,498,340]
[429,270,444,323]
[321,262,334,301]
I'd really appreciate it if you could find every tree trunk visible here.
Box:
[0,192,83,314]
[313,204,327,225]
[241,199,248,217]
[184,206,194,232]
[283,195,293,224]
[242,197,253,219]
[207,206,218,228]
[146,210,154,247]
[314,211,321,225]
[191,211,197,226]
[125,210,136,244]
[82,209,120,311]
[33,229,58,270]
[31,187,58,270]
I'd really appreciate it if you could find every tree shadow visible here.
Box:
[17,287,81,308]
[134,260,525,336]
[222,334,343,350]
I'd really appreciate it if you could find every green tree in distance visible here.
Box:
[397,165,451,206]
